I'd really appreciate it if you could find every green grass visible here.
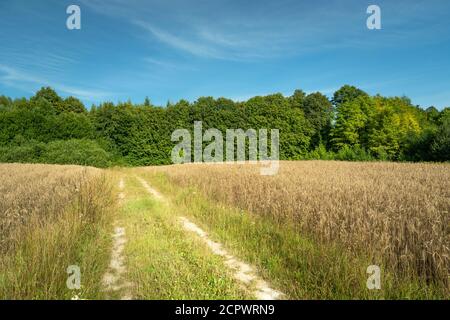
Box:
[137,170,447,299]
[119,175,252,299]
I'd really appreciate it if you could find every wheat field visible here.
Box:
[0,164,114,299]
[1,161,448,299]
[145,161,450,291]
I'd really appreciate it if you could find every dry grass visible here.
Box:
[0,164,99,251]
[0,164,115,299]
[145,161,450,291]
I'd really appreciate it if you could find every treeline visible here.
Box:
[0,86,448,167]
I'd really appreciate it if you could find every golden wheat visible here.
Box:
[145,161,450,288]
[0,164,102,252]
[0,164,114,299]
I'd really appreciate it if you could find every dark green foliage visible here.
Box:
[31,87,62,106]
[425,106,440,123]
[0,95,12,107]
[302,92,333,148]
[244,94,312,159]
[0,140,46,163]
[60,96,87,113]
[0,86,448,167]
[334,145,374,161]
[0,139,111,168]
[41,139,112,167]
[330,95,372,150]
[144,97,151,107]
[332,85,368,107]
[430,109,450,161]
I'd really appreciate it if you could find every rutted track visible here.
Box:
[102,178,132,300]
[137,176,284,300]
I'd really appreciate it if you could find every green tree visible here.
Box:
[0,95,12,108]
[31,87,62,106]
[245,94,312,159]
[53,112,94,139]
[425,106,440,123]
[302,92,333,148]
[430,109,450,161]
[367,97,422,160]
[288,90,306,109]
[330,96,372,150]
[332,85,368,108]
[60,96,86,113]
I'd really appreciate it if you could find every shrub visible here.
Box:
[42,139,112,168]
[0,141,45,163]
[335,145,374,161]
[303,144,335,160]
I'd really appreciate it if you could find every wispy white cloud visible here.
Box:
[84,1,349,60]
[134,20,305,61]
[144,57,176,68]
[0,64,113,101]
[135,21,227,59]
[84,0,450,62]
[36,0,450,63]
[143,57,197,71]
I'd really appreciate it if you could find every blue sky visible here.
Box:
[0,0,449,109]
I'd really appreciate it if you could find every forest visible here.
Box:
[0,85,448,167]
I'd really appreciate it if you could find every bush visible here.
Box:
[335,145,374,161]
[430,116,450,161]
[0,141,45,163]
[41,139,112,168]
[0,138,115,168]
[303,144,335,160]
